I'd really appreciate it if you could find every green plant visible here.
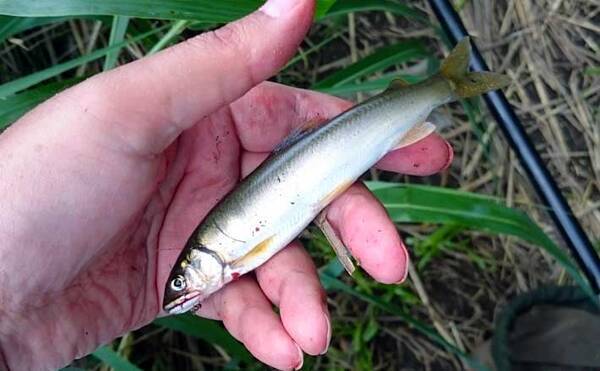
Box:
[2,1,590,370]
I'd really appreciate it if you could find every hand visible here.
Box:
[0,0,452,369]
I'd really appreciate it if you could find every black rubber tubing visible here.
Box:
[427,0,600,293]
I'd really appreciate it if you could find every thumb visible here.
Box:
[63,0,315,154]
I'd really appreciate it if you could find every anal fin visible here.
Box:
[393,121,436,150]
[315,212,355,275]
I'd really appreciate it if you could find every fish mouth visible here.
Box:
[164,291,202,314]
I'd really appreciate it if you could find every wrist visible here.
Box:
[0,344,8,371]
[0,305,81,371]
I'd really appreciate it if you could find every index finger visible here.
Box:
[230,82,352,152]
[230,82,453,175]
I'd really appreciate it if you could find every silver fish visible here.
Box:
[163,38,510,314]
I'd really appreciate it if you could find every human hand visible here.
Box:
[0,0,453,370]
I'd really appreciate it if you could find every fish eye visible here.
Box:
[170,275,186,292]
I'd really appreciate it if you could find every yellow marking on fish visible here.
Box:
[231,235,275,268]
[320,180,354,207]
[180,260,188,268]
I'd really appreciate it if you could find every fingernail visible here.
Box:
[294,343,304,370]
[260,0,297,17]
[394,240,410,284]
[442,140,454,170]
[320,313,332,355]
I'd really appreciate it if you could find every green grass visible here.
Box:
[1,1,591,370]
[103,16,131,70]
[0,0,337,21]
[312,39,429,89]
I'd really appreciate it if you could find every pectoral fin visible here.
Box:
[274,118,323,153]
[393,121,436,150]
[230,235,275,269]
[316,212,355,275]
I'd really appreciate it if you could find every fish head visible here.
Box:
[163,246,225,314]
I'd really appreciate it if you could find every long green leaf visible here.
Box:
[0,15,20,41]
[103,15,130,71]
[0,78,81,130]
[0,15,108,42]
[312,40,429,89]
[92,345,142,371]
[0,0,255,21]
[154,314,252,363]
[0,0,336,22]
[366,182,594,297]
[0,15,67,42]
[315,0,338,17]
[323,0,427,21]
[0,25,166,98]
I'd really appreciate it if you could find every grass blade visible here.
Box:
[366,181,594,297]
[584,66,600,76]
[0,0,336,22]
[0,15,69,42]
[323,0,427,22]
[103,15,130,71]
[0,15,20,41]
[0,25,166,99]
[319,266,489,371]
[92,345,142,371]
[0,15,108,42]
[312,40,429,89]
[0,0,256,21]
[154,314,253,363]
[148,20,190,55]
[0,78,81,130]
[314,0,337,18]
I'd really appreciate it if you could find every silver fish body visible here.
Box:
[163,38,510,314]
[199,76,451,264]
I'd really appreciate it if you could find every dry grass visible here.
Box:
[296,0,599,368]
[1,0,598,369]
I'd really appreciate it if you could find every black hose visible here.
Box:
[427,0,600,293]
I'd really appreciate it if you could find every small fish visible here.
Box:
[163,38,510,314]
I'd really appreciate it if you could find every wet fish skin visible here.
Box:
[163,38,510,314]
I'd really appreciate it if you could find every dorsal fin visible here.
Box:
[273,118,323,152]
[440,37,471,81]
[385,77,411,92]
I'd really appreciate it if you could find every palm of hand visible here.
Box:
[0,3,452,368]
[0,82,350,367]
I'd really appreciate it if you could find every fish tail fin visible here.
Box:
[440,37,511,98]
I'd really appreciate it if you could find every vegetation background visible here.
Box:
[0,0,598,370]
